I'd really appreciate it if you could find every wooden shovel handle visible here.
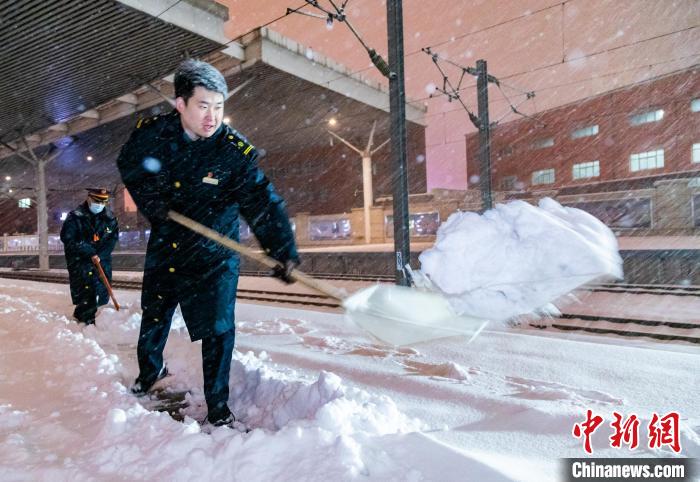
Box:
[167,211,347,302]
[91,256,120,311]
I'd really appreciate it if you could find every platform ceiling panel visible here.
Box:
[0,0,224,141]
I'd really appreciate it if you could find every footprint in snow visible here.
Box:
[237,318,312,337]
[505,376,624,405]
[400,360,478,381]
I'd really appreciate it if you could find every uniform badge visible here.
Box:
[202,173,219,185]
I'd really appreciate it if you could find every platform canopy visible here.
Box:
[0,3,425,161]
[0,2,428,219]
[0,0,234,151]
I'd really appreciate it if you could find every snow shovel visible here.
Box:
[168,211,488,345]
[91,255,120,311]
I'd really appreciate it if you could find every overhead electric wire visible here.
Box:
[208,2,698,118]
[416,56,700,118]
[3,3,695,175]
[421,48,536,127]
[153,0,184,20]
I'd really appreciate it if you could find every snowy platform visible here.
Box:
[0,277,697,481]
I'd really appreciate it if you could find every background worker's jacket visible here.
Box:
[116,111,299,340]
[60,202,119,305]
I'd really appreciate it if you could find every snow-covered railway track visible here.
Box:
[544,314,700,344]
[0,271,342,309]
[240,270,395,283]
[584,283,700,297]
[2,270,699,343]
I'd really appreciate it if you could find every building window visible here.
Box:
[532,137,554,149]
[385,212,440,237]
[18,198,31,209]
[532,168,555,185]
[309,218,351,241]
[630,149,664,172]
[566,198,652,229]
[500,176,517,190]
[571,125,599,139]
[692,99,700,112]
[572,161,600,179]
[497,146,514,157]
[693,143,700,163]
[629,109,664,125]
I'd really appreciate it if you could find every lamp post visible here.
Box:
[0,138,60,270]
[328,120,389,244]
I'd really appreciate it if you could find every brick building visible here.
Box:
[467,68,700,192]
[465,68,700,232]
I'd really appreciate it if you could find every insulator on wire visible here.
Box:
[368,49,392,78]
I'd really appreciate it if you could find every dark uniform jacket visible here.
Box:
[60,202,119,305]
[116,111,299,340]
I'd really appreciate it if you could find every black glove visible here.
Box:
[271,259,298,284]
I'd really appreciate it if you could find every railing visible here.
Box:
[1,234,64,253]
[1,210,442,253]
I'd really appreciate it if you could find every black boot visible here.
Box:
[130,365,168,396]
[206,407,235,427]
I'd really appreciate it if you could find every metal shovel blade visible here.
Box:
[342,284,489,346]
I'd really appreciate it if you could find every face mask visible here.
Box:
[89,202,105,214]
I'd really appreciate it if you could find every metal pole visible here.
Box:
[476,59,493,212]
[36,160,49,270]
[361,155,373,244]
[387,0,410,286]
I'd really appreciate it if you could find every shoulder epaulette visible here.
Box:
[225,129,255,157]
[135,114,163,130]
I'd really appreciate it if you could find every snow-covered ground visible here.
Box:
[0,278,697,481]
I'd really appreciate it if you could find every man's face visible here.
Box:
[176,86,225,139]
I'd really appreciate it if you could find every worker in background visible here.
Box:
[60,188,119,325]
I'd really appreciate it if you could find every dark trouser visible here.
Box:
[136,315,235,419]
[202,330,236,419]
[136,264,238,419]
[73,284,97,324]
[69,261,111,323]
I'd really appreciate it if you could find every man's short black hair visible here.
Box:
[174,59,228,102]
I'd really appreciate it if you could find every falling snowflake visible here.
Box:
[142,157,162,173]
